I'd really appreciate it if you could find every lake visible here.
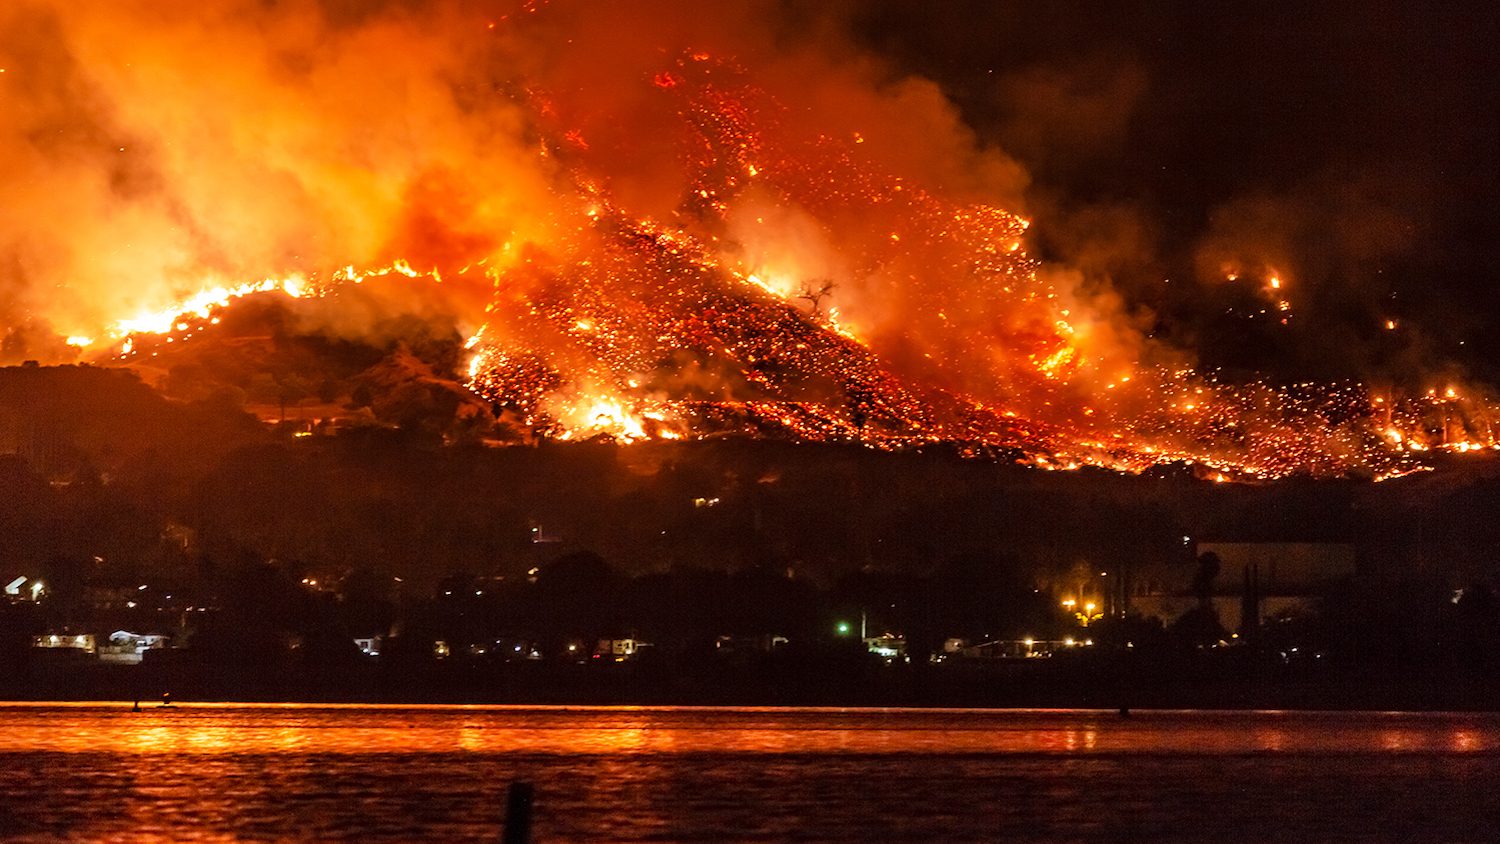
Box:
[0,703,1496,842]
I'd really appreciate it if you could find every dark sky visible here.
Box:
[850,2,1500,387]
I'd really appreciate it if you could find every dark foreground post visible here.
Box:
[502,781,534,844]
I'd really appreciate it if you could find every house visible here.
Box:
[34,633,96,655]
[98,631,169,664]
[595,638,649,660]
[714,634,789,653]
[6,576,44,601]
[863,633,906,661]
[940,637,1092,660]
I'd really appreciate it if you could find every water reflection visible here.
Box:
[1452,729,1481,752]
[1,705,1498,842]
[1253,725,1287,752]
[0,702,1495,756]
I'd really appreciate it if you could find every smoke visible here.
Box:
[0,0,556,353]
[3,0,1490,475]
[0,0,1064,402]
[1189,162,1442,383]
[0,0,1040,360]
[916,2,1494,391]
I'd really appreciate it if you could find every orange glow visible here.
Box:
[8,1,1492,479]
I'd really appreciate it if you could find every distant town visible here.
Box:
[3,363,1499,708]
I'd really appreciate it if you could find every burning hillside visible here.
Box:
[4,1,1496,481]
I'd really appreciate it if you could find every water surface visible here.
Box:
[0,703,1496,842]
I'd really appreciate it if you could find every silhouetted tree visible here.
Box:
[1191,551,1221,606]
[533,551,626,644]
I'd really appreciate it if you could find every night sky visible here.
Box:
[853,1,1500,386]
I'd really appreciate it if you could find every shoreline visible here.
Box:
[6,658,1498,712]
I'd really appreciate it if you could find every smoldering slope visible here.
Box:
[1,0,1494,479]
[0,3,989,338]
[2,0,1164,387]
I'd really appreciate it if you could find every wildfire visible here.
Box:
[97,222,1500,481]
[36,10,1499,483]
[558,396,649,441]
[78,258,487,359]
[108,277,307,340]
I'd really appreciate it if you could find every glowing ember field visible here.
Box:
[52,36,1498,483]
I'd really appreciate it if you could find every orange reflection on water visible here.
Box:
[1450,729,1483,752]
[1252,726,1287,752]
[1381,729,1420,752]
[0,703,1497,758]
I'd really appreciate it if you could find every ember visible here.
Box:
[6,1,1495,481]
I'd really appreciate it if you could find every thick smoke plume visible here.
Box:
[0,0,1493,478]
[899,2,1493,389]
[0,1,1032,352]
[1,0,547,352]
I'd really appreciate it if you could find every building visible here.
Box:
[98,631,169,664]
[1133,542,1356,633]
[34,633,96,655]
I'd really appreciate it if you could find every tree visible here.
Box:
[1191,552,1222,606]
[533,551,626,643]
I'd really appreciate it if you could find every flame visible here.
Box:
[79,257,480,356]
[21,4,1497,480]
[552,394,653,442]
[101,276,308,344]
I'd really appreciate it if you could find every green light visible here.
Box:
[837,622,851,635]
